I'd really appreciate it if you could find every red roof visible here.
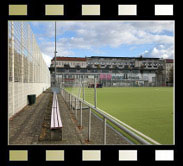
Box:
[52,57,86,62]
[165,59,173,63]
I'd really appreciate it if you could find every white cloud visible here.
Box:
[30,21,174,60]
[129,21,174,33]
[144,50,149,53]
[42,53,52,67]
[142,45,174,59]
[60,21,173,48]
[39,40,75,57]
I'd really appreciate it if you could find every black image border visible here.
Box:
[0,0,181,166]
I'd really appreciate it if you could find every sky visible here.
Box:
[29,21,174,67]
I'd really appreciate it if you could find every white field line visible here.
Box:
[155,89,169,92]
[96,107,161,145]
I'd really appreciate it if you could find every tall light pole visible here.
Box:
[54,21,57,86]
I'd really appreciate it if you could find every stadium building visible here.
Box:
[49,56,173,87]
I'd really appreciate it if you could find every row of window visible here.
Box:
[53,61,163,66]
[55,65,160,69]
[53,62,163,68]
[56,69,154,74]
[88,62,135,65]
[53,61,86,66]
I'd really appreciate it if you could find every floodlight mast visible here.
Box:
[54,21,57,85]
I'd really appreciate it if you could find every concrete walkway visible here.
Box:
[9,88,131,145]
[9,91,51,145]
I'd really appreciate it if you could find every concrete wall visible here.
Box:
[8,82,50,118]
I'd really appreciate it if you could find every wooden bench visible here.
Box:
[51,92,62,140]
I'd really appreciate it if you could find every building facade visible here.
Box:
[165,59,174,85]
[50,56,172,87]
[51,57,87,68]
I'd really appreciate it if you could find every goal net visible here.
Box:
[63,75,97,107]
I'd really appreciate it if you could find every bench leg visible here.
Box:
[51,128,62,141]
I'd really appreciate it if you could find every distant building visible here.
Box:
[51,57,87,68]
[164,59,174,85]
[49,56,172,87]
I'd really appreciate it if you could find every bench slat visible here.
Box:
[55,95,62,127]
[51,93,57,128]
[51,93,62,129]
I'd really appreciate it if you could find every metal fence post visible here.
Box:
[61,88,63,97]
[94,77,97,108]
[83,80,85,101]
[69,93,71,109]
[88,107,91,141]
[32,33,35,83]
[65,90,66,102]
[72,96,74,111]
[75,97,77,119]
[71,95,73,111]
[11,21,15,116]
[80,101,82,127]
[71,94,72,109]
[75,99,77,119]
[103,117,106,145]
[27,24,30,83]
[21,22,24,83]
[75,97,77,110]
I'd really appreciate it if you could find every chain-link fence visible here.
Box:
[8,21,51,118]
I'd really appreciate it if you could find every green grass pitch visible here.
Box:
[69,87,174,144]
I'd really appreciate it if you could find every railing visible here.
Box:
[61,88,152,145]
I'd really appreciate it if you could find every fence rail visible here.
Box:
[61,88,152,145]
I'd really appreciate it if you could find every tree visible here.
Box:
[140,64,144,80]
[97,64,100,69]
[87,64,92,69]
[140,64,144,74]
[169,66,173,84]
[155,66,164,86]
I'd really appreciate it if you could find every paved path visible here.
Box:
[9,91,50,145]
[9,89,131,145]
[38,92,83,144]
[66,101,131,145]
